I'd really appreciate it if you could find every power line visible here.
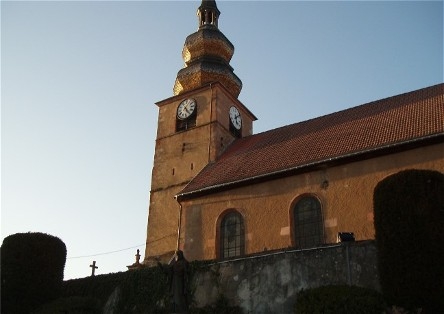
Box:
[66,233,176,259]
[67,244,145,259]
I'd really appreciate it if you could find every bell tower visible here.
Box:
[144,0,256,264]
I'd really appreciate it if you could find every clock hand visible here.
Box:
[185,104,193,114]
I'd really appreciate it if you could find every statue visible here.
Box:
[157,250,189,313]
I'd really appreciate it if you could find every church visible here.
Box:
[143,0,444,265]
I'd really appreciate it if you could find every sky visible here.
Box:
[1,0,442,280]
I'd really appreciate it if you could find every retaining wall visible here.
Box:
[192,240,379,313]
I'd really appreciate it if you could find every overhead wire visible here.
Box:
[67,244,145,259]
[66,233,176,259]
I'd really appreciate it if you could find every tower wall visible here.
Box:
[144,84,254,263]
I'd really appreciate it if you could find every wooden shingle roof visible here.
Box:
[177,83,444,199]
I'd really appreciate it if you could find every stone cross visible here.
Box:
[135,249,141,264]
[90,260,98,276]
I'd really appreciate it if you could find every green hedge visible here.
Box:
[374,169,444,312]
[294,285,386,314]
[1,232,67,314]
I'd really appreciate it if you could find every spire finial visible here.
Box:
[198,0,220,28]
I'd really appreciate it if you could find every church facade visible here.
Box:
[143,0,444,264]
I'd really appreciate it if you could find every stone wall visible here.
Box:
[192,240,379,314]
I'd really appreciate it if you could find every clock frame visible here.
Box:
[229,106,242,130]
[177,98,197,120]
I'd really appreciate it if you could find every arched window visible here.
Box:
[219,211,245,258]
[293,196,324,248]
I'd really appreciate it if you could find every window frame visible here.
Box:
[291,195,324,249]
[216,209,245,259]
[175,106,197,132]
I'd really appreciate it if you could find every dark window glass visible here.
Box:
[294,197,323,248]
[220,211,244,258]
[229,119,241,138]
[176,110,197,132]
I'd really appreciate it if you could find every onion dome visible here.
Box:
[173,0,242,98]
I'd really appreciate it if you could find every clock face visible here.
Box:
[229,106,242,130]
[177,98,196,120]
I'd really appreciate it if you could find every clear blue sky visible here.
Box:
[2,1,442,280]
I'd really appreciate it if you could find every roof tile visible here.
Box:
[179,83,444,197]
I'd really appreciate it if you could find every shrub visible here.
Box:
[374,169,444,312]
[62,265,171,313]
[62,270,159,313]
[62,272,127,311]
[190,295,244,314]
[1,232,67,313]
[60,259,214,313]
[294,285,386,314]
[33,296,101,314]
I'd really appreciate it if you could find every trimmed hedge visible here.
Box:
[294,285,386,314]
[1,232,67,314]
[374,169,444,312]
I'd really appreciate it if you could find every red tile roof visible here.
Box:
[178,83,444,199]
